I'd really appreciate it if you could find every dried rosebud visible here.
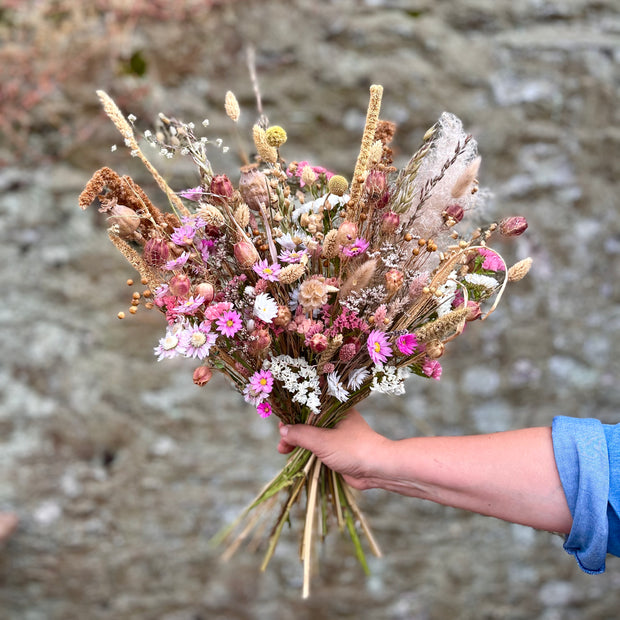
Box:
[364,170,387,199]
[337,220,358,245]
[381,211,399,234]
[239,164,270,211]
[168,274,191,297]
[193,366,213,386]
[425,339,445,359]
[194,282,215,303]
[273,305,292,327]
[444,204,464,224]
[144,237,170,267]
[499,216,528,237]
[234,240,259,267]
[465,300,482,321]
[308,333,328,353]
[209,174,234,205]
[385,268,404,293]
[107,204,141,238]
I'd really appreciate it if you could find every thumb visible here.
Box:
[279,423,332,455]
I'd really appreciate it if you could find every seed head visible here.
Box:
[328,175,348,196]
[265,125,287,147]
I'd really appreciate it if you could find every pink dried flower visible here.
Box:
[253,258,282,282]
[307,332,328,353]
[204,301,232,321]
[381,211,399,234]
[478,248,505,272]
[172,295,206,316]
[171,223,198,246]
[193,366,213,386]
[338,343,358,362]
[216,310,242,337]
[321,363,335,374]
[422,358,442,380]
[144,238,170,267]
[179,186,203,201]
[341,237,369,257]
[367,330,393,364]
[168,274,191,297]
[257,402,272,418]
[278,248,308,264]
[165,252,190,271]
[397,333,418,355]
[499,216,528,237]
[249,369,274,395]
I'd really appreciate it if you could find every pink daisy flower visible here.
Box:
[249,369,274,395]
[179,324,217,359]
[204,301,232,321]
[422,358,442,380]
[179,186,203,201]
[257,402,272,418]
[278,248,308,264]
[397,333,418,355]
[253,258,282,282]
[216,310,242,337]
[172,295,206,316]
[154,328,183,361]
[341,237,369,257]
[367,330,393,364]
[165,252,190,271]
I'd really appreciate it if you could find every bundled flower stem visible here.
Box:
[79,85,530,597]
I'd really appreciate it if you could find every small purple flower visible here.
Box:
[197,238,215,262]
[179,324,217,359]
[171,224,198,246]
[367,330,393,364]
[342,237,370,257]
[257,402,272,418]
[253,258,282,282]
[216,310,242,337]
[278,248,308,264]
[172,295,206,316]
[396,333,418,356]
[165,252,190,271]
[179,186,203,201]
[422,358,442,380]
[249,369,274,395]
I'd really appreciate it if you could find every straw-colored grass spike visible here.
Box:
[349,85,383,208]
[96,90,190,218]
[507,257,532,282]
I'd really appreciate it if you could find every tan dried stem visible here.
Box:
[107,232,162,291]
[349,85,383,212]
[96,90,190,218]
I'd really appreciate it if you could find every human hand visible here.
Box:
[277,409,392,490]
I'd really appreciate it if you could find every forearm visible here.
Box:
[371,427,573,533]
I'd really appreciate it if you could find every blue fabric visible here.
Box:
[552,416,620,574]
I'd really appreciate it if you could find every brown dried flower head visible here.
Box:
[507,257,533,282]
[239,164,270,211]
[224,91,240,122]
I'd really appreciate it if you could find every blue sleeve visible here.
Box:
[552,416,620,574]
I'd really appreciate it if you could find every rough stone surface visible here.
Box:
[1,1,620,618]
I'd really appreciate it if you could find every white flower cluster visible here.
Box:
[263,355,321,414]
[370,364,411,396]
[291,193,349,223]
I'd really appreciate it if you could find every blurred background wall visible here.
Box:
[1,0,619,618]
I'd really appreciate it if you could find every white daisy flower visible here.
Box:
[253,293,279,323]
[326,372,350,402]
[347,367,370,391]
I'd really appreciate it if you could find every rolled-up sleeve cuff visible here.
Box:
[552,416,609,574]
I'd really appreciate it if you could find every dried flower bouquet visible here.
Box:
[79,84,530,597]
